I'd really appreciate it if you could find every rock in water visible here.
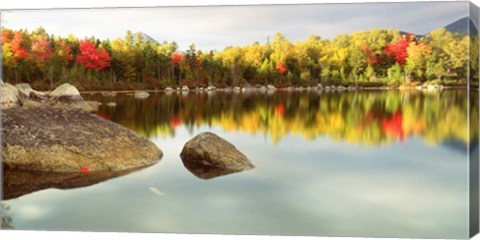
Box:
[49,83,81,98]
[267,84,277,91]
[134,91,150,99]
[180,132,254,179]
[1,106,163,172]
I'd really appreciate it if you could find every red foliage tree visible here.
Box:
[385,34,414,66]
[2,30,12,44]
[31,36,52,66]
[10,32,30,62]
[60,41,74,61]
[171,51,184,65]
[76,40,111,70]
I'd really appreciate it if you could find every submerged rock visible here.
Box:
[180,132,254,179]
[2,106,163,172]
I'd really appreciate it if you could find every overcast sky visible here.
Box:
[1,2,469,51]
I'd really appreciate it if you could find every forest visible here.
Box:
[1,26,478,91]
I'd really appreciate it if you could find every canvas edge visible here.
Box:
[469,1,480,238]
[0,9,5,229]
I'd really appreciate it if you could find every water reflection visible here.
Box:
[86,90,473,146]
[0,90,473,238]
[182,160,248,180]
[3,167,150,200]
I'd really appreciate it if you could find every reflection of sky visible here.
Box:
[3,125,468,238]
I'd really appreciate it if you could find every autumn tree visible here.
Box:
[171,51,184,84]
[76,40,111,70]
[30,35,54,87]
[3,30,30,83]
[221,46,244,86]
[443,36,469,80]
[405,42,432,81]
[385,34,415,82]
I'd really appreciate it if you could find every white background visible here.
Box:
[0,0,479,240]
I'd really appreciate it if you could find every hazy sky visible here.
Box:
[1,2,469,51]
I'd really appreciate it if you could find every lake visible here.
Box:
[1,89,476,238]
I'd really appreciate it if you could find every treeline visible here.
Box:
[1,27,478,90]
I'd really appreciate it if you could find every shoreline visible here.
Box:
[78,85,470,95]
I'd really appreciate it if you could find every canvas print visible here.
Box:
[0,1,479,239]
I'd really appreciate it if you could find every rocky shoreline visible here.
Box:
[78,83,464,97]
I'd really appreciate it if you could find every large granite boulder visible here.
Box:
[4,83,19,96]
[49,83,82,99]
[2,106,163,172]
[15,83,33,96]
[1,84,19,109]
[180,132,254,179]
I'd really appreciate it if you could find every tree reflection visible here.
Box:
[86,90,474,146]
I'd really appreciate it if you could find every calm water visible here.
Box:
[1,89,477,238]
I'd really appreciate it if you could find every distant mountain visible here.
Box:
[398,17,478,38]
[136,32,158,43]
[444,17,478,36]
